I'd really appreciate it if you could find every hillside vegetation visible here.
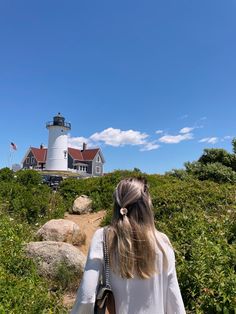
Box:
[0,143,236,313]
[0,168,67,313]
[59,171,236,313]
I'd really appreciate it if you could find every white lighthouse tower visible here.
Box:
[45,113,71,171]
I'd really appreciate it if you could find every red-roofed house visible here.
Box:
[22,143,105,176]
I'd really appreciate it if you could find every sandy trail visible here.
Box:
[63,210,106,309]
[64,210,106,255]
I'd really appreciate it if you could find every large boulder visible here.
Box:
[36,219,86,246]
[25,241,86,279]
[71,195,93,214]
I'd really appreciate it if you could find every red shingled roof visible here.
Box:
[31,147,47,162]
[28,147,99,162]
[81,148,99,160]
[68,147,83,160]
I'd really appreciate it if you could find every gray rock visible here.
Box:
[71,195,93,214]
[36,219,86,246]
[25,241,86,279]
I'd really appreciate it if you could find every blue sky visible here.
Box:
[0,0,236,173]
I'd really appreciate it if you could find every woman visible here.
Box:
[71,177,185,314]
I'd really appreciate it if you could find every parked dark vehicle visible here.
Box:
[50,176,63,189]
[41,175,63,189]
[41,175,51,185]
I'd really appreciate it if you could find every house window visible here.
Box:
[31,157,35,164]
[64,150,67,159]
[79,165,88,172]
[26,157,30,164]
[96,166,101,174]
[97,155,101,162]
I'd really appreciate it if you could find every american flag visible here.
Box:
[10,142,17,150]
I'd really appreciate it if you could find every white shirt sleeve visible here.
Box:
[70,228,104,314]
[165,237,186,314]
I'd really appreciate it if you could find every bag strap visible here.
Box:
[103,227,111,289]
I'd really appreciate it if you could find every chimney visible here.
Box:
[82,142,87,151]
[40,144,44,149]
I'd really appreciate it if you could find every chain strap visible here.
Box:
[103,227,111,289]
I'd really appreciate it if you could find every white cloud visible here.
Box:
[90,127,148,147]
[199,137,218,144]
[68,128,160,152]
[220,136,233,142]
[179,114,188,120]
[140,142,160,151]
[179,127,195,134]
[155,130,163,134]
[223,136,233,140]
[158,133,193,144]
[68,135,92,149]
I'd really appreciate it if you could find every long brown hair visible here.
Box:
[107,177,165,279]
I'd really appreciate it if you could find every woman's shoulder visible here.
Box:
[155,230,176,271]
[92,227,104,239]
[90,227,105,248]
[155,230,172,247]
[87,227,105,259]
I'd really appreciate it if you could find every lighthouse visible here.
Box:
[45,113,71,171]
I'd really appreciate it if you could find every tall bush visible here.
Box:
[0,169,67,223]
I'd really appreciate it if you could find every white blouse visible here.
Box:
[71,228,186,314]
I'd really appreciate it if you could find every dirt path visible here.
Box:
[64,210,106,255]
[63,210,106,309]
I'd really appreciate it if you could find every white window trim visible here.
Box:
[96,166,101,174]
[79,165,88,172]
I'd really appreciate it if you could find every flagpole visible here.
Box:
[8,142,17,169]
[8,149,12,168]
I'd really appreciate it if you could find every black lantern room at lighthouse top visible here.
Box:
[46,113,71,130]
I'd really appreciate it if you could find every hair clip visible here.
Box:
[120,207,128,216]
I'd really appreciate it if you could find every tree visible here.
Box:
[0,167,14,181]
[16,169,41,186]
[232,137,236,155]
[198,148,232,168]
[169,140,236,183]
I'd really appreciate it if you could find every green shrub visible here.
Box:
[184,161,236,183]
[59,170,146,211]
[9,185,51,223]
[53,261,83,292]
[150,178,236,219]
[157,208,236,313]
[168,142,236,183]
[0,170,67,224]
[198,148,234,168]
[0,212,67,313]
[16,169,42,186]
[0,167,14,181]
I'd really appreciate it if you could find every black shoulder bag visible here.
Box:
[94,228,116,314]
